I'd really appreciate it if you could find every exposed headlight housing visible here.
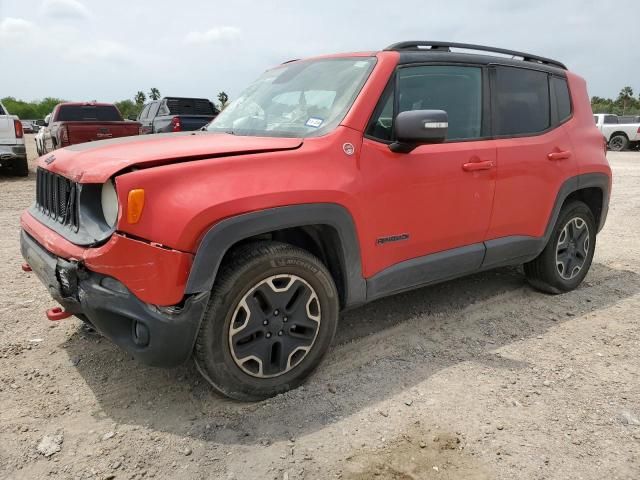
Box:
[101,179,119,228]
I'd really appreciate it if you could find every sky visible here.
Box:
[1,0,638,104]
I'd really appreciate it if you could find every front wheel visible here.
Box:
[194,242,339,401]
[524,201,596,294]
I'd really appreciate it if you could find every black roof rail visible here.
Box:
[281,58,300,64]
[384,41,567,70]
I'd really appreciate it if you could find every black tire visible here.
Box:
[13,158,29,177]
[194,241,339,401]
[608,134,629,152]
[524,201,596,294]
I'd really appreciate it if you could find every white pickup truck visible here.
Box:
[0,101,28,176]
[593,113,640,151]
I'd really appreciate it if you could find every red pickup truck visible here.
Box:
[41,102,140,154]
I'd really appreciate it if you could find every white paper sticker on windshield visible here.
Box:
[305,117,323,128]
[354,61,369,68]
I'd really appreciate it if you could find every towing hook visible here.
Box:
[22,263,32,272]
[46,307,72,321]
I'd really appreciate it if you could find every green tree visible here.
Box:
[115,99,139,120]
[135,91,146,106]
[217,91,229,110]
[617,86,634,115]
[149,88,161,100]
[1,96,65,119]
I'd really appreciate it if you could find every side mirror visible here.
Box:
[390,110,448,153]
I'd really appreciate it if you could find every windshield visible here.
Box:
[207,57,376,138]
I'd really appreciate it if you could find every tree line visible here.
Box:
[1,88,230,121]
[591,86,640,116]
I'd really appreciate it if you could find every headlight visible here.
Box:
[101,180,119,228]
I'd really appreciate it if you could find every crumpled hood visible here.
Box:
[39,131,303,183]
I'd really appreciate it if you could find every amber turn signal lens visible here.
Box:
[127,189,145,224]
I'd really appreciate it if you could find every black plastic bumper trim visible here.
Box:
[20,230,208,367]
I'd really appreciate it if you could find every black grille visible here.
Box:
[35,168,79,231]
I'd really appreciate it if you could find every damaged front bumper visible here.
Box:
[20,230,209,367]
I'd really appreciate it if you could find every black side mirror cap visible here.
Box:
[389,109,448,153]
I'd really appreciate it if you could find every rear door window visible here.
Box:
[493,67,550,136]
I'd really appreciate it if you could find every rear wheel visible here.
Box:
[194,241,339,401]
[524,201,596,294]
[608,134,629,152]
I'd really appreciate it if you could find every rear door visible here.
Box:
[484,66,577,265]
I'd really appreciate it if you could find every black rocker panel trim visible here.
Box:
[366,243,485,301]
[185,203,367,308]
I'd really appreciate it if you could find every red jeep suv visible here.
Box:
[21,42,611,400]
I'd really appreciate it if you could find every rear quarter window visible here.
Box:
[57,105,122,122]
[493,66,550,136]
[551,76,572,122]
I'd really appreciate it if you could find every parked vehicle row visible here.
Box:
[593,113,640,151]
[21,41,611,401]
[29,96,218,158]
[0,100,28,176]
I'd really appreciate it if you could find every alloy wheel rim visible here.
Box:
[228,274,321,378]
[610,137,623,151]
[555,217,590,280]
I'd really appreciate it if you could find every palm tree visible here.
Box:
[135,91,146,106]
[217,91,229,110]
[618,86,634,115]
[149,88,161,101]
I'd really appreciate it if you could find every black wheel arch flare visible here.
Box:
[184,203,367,309]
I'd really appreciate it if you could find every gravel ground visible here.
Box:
[0,136,638,480]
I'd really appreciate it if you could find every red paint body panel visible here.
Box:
[565,72,612,179]
[487,126,576,238]
[39,132,303,183]
[114,127,365,253]
[358,138,497,276]
[21,211,191,305]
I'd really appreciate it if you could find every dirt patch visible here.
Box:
[345,426,489,480]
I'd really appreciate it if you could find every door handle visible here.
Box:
[462,160,494,172]
[547,150,572,161]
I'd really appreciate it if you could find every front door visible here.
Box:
[359,64,497,287]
